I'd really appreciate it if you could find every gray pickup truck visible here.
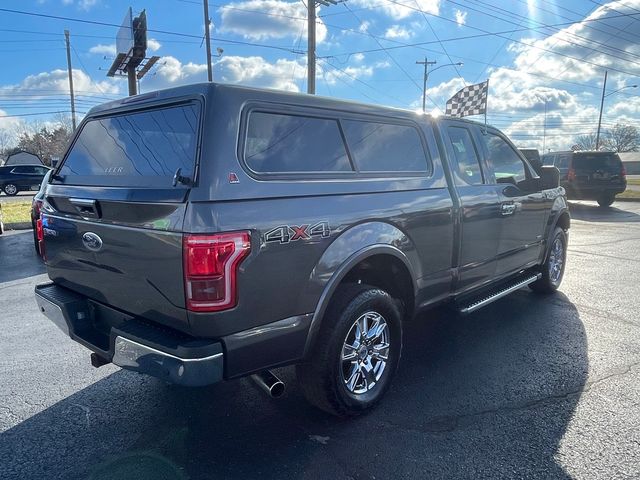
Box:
[35,83,569,416]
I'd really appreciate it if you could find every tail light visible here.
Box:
[567,167,576,181]
[36,217,45,259]
[183,231,251,312]
[621,164,627,180]
[32,199,43,218]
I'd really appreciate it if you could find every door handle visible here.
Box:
[501,203,517,216]
[69,198,100,219]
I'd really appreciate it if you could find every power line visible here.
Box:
[0,110,87,118]
[341,2,433,105]
[320,7,640,77]
[411,0,465,85]
[456,0,640,66]
[0,7,304,55]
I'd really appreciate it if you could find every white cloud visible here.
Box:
[455,9,467,26]
[358,21,371,33]
[509,1,640,84]
[351,0,440,20]
[147,39,161,52]
[384,25,414,40]
[0,69,119,97]
[0,109,22,135]
[89,44,116,56]
[219,0,327,42]
[62,0,99,9]
[142,56,208,90]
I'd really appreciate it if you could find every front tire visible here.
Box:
[3,184,18,196]
[530,227,567,294]
[296,284,402,417]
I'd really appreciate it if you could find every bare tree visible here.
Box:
[0,129,15,162]
[602,123,640,152]
[574,132,598,151]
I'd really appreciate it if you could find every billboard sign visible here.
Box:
[116,7,133,56]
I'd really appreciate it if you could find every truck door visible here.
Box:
[479,130,547,278]
[441,121,501,294]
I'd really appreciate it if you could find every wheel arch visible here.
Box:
[303,244,417,356]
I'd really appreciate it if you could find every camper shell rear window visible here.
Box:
[56,102,201,188]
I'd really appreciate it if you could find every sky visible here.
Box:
[0,0,639,152]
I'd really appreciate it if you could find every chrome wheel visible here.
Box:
[4,184,17,195]
[340,311,390,395]
[548,237,564,284]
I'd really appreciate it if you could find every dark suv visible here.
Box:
[0,164,51,196]
[542,151,626,207]
[34,83,569,416]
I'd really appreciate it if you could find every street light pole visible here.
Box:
[595,70,607,151]
[415,58,464,112]
[416,57,436,113]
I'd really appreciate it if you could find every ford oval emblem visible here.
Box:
[82,232,103,252]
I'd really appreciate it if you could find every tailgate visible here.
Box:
[42,101,202,331]
[574,153,624,184]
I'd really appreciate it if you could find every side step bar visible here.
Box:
[459,273,542,315]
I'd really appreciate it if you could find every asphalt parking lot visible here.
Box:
[1,201,639,480]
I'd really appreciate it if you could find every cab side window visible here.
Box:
[485,133,528,186]
[446,126,484,185]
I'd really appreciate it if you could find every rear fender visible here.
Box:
[301,222,419,355]
[540,194,570,263]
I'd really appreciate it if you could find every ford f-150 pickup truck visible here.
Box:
[35,83,569,416]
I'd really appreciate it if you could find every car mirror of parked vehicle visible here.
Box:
[540,165,560,190]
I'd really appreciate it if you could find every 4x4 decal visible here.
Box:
[264,222,331,244]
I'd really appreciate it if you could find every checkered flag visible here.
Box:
[445,80,488,118]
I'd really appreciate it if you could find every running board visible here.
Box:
[459,273,542,315]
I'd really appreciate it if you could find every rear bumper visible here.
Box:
[35,283,224,386]
[562,181,626,198]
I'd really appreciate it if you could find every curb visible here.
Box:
[4,222,32,231]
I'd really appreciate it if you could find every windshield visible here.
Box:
[57,103,200,187]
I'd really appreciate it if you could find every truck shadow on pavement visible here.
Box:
[569,201,640,223]
[1,291,586,480]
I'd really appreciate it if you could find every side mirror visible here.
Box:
[540,166,560,190]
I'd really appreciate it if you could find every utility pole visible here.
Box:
[542,99,547,153]
[307,1,343,94]
[595,70,607,151]
[64,30,77,131]
[416,57,436,113]
[307,1,316,94]
[203,0,213,81]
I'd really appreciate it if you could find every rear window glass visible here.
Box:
[574,153,621,170]
[57,103,200,187]
[244,112,351,174]
[341,120,428,172]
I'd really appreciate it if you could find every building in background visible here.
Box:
[620,152,640,175]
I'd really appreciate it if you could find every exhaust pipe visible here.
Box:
[250,370,285,398]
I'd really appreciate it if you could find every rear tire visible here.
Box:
[3,184,18,196]
[597,194,615,207]
[296,284,402,417]
[530,227,567,294]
